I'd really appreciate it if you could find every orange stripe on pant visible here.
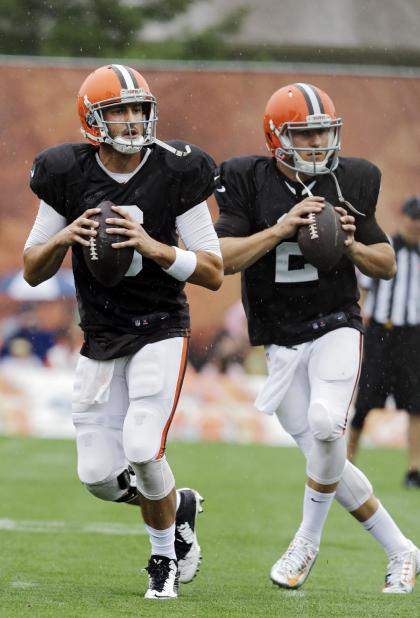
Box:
[156,336,189,459]
[343,332,364,432]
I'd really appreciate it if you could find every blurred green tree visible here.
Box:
[0,0,197,56]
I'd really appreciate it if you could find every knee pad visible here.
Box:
[335,460,373,511]
[130,457,175,501]
[84,468,138,503]
[308,401,344,442]
[306,435,347,485]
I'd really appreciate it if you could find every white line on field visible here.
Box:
[11,580,38,589]
[0,518,146,536]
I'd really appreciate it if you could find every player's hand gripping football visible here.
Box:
[335,206,356,252]
[274,196,325,239]
[57,207,100,247]
[105,205,168,262]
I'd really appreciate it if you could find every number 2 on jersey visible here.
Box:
[275,241,319,283]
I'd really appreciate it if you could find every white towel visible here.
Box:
[255,344,306,415]
[73,355,115,411]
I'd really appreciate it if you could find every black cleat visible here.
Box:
[404,470,420,489]
[144,555,179,599]
[175,488,204,583]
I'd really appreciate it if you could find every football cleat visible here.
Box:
[382,542,417,594]
[175,488,204,583]
[271,536,319,589]
[404,469,420,488]
[144,555,179,599]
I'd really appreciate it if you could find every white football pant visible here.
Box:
[72,336,188,501]
[263,328,372,506]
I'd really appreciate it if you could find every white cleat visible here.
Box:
[144,555,179,599]
[270,536,319,589]
[382,541,417,594]
[175,488,204,584]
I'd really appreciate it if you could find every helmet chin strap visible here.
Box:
[154,137,191,157]
[327,170,365,216]
[295,169,365,217]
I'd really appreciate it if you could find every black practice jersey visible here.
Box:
[215,156,389,346]
[30,141,216,360]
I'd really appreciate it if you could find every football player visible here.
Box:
[23,64,223,599]
[215,82,419,593]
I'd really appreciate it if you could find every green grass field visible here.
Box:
[0,436,418,617]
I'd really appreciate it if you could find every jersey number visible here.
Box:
[121,205,144,277]
[275,241,319,283]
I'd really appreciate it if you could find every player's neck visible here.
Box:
[98,145,142,173]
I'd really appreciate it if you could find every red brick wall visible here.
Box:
[1,63,419,336]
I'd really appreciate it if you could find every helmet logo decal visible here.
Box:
[306,114,332,127]
[120,88,148,98]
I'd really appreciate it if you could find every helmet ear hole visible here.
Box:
[86,111,95,127]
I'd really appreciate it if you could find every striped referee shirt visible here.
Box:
[359,235,420,326]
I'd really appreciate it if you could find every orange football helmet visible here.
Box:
[263,83,342,175]
[77,64,157,154]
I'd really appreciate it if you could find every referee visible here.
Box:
[348,196,420,487]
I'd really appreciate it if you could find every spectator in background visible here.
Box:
[0,303,56,364]
[0,337,42,376]
[348,196,420,488]
[46,321,84,370]
[202,301,250,375]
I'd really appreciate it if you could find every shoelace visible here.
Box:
[146,559,176,592]
[280,539,315,573]
[176,522,195,546]
[385,553,414,588]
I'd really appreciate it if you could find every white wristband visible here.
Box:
[163,246,197,281]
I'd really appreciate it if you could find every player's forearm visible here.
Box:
[150,243,223,290]
[346,241,396,280]
[219,230,281,274]
[187,251,223,290]
[23,239,69,286]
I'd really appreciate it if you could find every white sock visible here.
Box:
[296,485,336,547]
[145,523,176,559]
[361,502,411,558]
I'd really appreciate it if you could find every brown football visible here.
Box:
[82,200,134,287]
[297,201,345,271]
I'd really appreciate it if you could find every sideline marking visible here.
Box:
[0,518,146,536]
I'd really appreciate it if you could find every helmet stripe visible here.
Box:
[111,64,136,89]
[126,67,139,88]
[294,83,325,115]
